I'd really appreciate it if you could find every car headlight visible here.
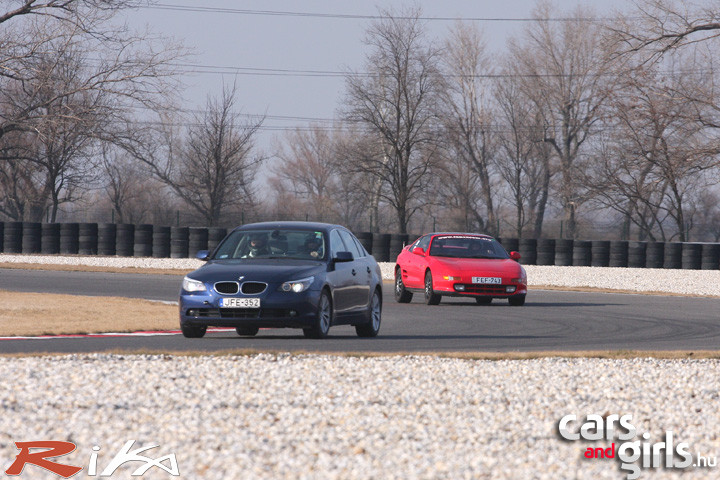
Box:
[280,276,314,293]
[182,277,207,292]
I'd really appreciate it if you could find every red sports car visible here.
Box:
[394,233,527,306]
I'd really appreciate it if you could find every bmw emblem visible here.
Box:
[238,276,245,281]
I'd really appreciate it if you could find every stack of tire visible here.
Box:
[22,222,41,254]
[536,239,555,265]
[98,223,117,256]
[628,241,647,268]
[152,226,171,258]
[609,241,628,267]
[116,224,135,257]
[0,222,4,252]
[170,227,189,258]
[134,224,153,257]
[519,238,537,265]
[188,227,209,256]
[663,243,682,269]
[355,232,373,255]
[645,242,664,269]
[40,223,60,254]
[499,238,519,255]
[682,243,702,270]
[3,222,22,254]
[555,240,574,266]
[389,234,409,261]
[79,223,98,255]
[207,227,228,253]
[572,240,591,266]
[371,233,391,262]
[60,223,79,254]
[701,244,720,270]
[591,241,610,267]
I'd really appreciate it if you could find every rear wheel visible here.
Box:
[180,323,207,338]
[394,269,413,303]
[509,294,526,306]
[356,288,382,337]
[305,290,332,338]
[424,271,441,305]
[475,297,492,305]
[235,326,259,336]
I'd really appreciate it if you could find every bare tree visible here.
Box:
[612,0,720,63]
[507,1,615,238]
[343,6,443,234]
[134,86,265,226]
[440,21,499,235]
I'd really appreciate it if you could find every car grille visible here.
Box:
[214,282,239,295]
[461,284,510,295]
[187,308,292,319]
[241,282,267,294]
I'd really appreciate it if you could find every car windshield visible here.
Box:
[428,235,509,259]
[213,229,327,260]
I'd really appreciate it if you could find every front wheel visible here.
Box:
[356,289,382,337]
[509,294,526,306]
[394,269,413,303]
[305,290,333,338]
[180,323,207,338]
[424,271,441,305]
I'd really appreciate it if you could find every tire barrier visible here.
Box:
[572,240,591,266]
[591,241,610,267]
[98,223,117,256]
[170,227,189,258]
[133,224,153,257]
[115,224,135,257]
[609,241,629,267]
[645,242,664,269]
[78,223,98,255]
[21,222,41,254]
[188,227,209,256]
[628,241,647,269]
[59,223,79,255]
[681,243,702,270]
[555,240,574,266]
[519,238,537,265]
[207,227,228,254]
[371,233,391,262]
[536,239,556,265]
[663,243,682,269]
[499,238,519,255]
[355,231,373,254]
[3,221,22,254]
[42,223,60,254]
[389,234,409,262]
[152,226,171,258]
[701,243,720,270]
[2,220,719,269]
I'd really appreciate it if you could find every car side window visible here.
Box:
[338,230,362,258]
[417,235,432,251]
[329,230,346,258]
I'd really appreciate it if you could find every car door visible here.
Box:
[339,229,370,312]
[325,229,354,314]
[404,234,431,288]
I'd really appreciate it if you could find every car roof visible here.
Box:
[232,221,347,233]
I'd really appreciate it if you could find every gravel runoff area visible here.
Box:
[1,253,720,296]
[1,354,719,480]
[2,256,719,479]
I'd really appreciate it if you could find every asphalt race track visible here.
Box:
[1,268,719,354]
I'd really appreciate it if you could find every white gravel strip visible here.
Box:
[2,254,720,297]
[1,354,718,480]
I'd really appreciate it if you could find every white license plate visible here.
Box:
[220,298,260,308]
[472,277,501,284]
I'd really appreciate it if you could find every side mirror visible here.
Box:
[333,251,354,262]
[510,251,521,261]
[196,250,210,261]
[412,247,426,256]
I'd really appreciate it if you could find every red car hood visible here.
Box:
[433,257,524,276]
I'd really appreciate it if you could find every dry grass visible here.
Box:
[0,290,177,336]
[0,262,187,276]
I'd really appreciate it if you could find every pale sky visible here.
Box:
[124,0,629,152]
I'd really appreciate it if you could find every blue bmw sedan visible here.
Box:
[179,221,383,339]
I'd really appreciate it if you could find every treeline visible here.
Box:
[1,1,719,242]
